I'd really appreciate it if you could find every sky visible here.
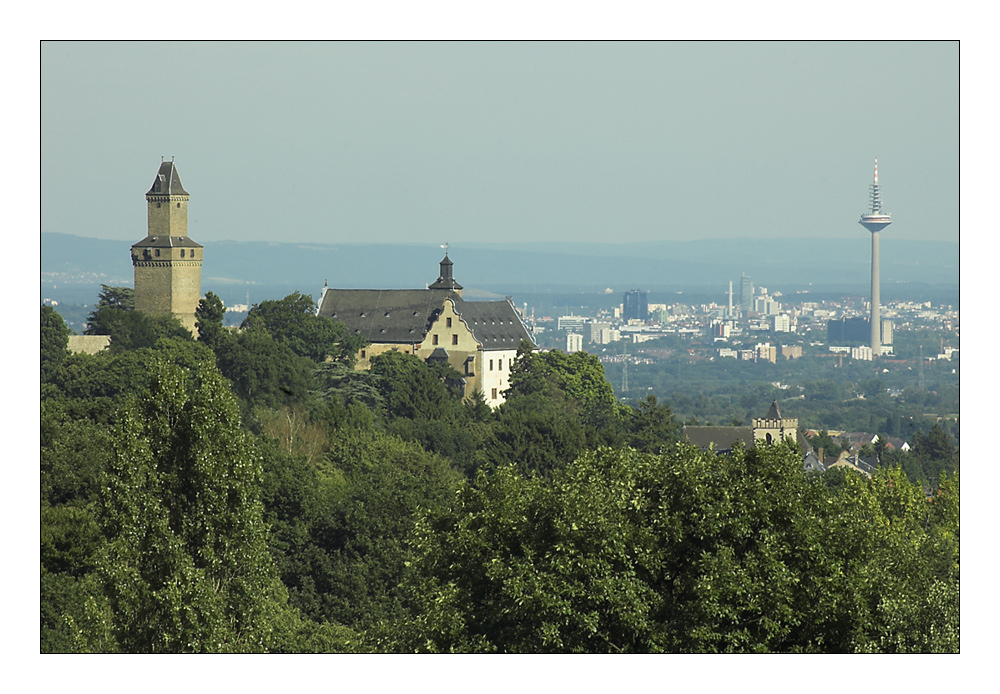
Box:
[41,41,958,246]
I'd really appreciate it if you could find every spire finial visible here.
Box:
[441,242,449,255]
[874,157,878,184]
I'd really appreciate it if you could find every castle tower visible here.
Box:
[752,400,798,446]
[859,157,892,357]
[131,159,203,334]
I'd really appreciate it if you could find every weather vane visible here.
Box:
[441,242,449,253]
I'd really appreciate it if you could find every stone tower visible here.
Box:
[752,400,798,446]
[131,159,203,334]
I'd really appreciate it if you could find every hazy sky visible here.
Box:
[41,41,958,245]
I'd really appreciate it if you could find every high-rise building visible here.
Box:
[623,289,648,321]
[131,159,203,333]
[740,274,753,312]
[566,333,583,353]
[859,158,892,357]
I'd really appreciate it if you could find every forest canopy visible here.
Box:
[40,298,959,653]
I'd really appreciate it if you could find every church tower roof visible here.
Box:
[765,400,782,420]
[429,253,464,292]
[147,160,188,196]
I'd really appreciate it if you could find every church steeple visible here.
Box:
[429,252,463,296]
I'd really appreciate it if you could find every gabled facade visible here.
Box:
[317,254,535,408]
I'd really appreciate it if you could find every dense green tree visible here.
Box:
[213,322,315,410]
[195,291,226,347]
[41,305,70,380]
[69,361,292,652]
[486,394,587,476]
[261,423,463,634]
[624,394,681,453]
[243,291,364,364]
[85,302,192,352]
[370,350,463,420]
[381,442,958,653]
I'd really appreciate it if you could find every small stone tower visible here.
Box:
[428,252,463,297]
[752,400,798,446]
[131,159,203,334]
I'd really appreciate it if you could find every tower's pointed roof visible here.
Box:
[765,400,782,420]
[147,160,188,196]
[429,253,463,291]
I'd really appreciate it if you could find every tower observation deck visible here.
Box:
[859,157,891,357]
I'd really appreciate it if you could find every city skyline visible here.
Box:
[41,42,958,247]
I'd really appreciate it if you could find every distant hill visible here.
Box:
[41,233,958,308]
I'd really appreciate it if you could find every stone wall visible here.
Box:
[67,335,111,355]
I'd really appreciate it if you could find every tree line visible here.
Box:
[40,288,959,653]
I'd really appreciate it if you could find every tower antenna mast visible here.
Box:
[859,157,892,358]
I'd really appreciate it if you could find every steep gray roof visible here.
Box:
[317,289,535,349]
[683,426,753,452]
[317,289,457,343]
[453,298,534,350]
[764,400,782,419]
[147,161,188,196]
[428,253,463,291]
[131,235,202,249]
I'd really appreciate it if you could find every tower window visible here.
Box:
[446,317,452,328]
[177,202,181,208]
[156,202,161,208]
[492,388,498,399]
[181,249,185,258]
[489,359,494,371]
[433,334,439,345]
[155,249,160,257]
[452,334,458,345]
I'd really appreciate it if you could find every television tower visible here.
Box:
[859,157,892,357]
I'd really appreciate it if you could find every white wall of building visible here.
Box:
[481,348,519,408]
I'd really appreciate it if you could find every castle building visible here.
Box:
[131,160,203,333]
[682,400,807,457]
[316,254,536,408]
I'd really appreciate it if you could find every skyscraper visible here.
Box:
[623,289,648,321]
[740,274,753,313]
[858,158,892,357]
